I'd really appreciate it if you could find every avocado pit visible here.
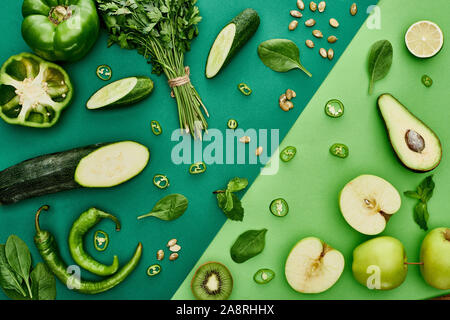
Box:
[405,129,425,153]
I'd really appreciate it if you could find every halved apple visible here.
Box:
[339,175,401,235]
[285,237,345,294]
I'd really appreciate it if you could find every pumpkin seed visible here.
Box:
[169,253,179,261]
[312,29,323,38]
[329,18,339,28]
[318,1,326,12]
[297,0,305,10]
[290,10,302,18]
[327,48,334,60]
[167,238,177,247]
[306,39,315,48]
[319,48,327,58]
[328,35,338,43]
[240,136,251,144]
[170,244,181,252]
[305,18,316,27]
[289,20,298,31]
[309,1,317,11]
[255,146,263,156]
[157,249,164,261]
[350,3,357,16]
[285,89,296,100]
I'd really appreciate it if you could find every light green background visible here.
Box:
[174,0,450,300]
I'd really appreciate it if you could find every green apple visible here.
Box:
[420,227,450,289]
[285,237,345,294]
[352,236,407,290]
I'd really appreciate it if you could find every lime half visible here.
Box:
[405,21,443,58]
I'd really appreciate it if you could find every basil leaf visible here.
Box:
[223,194,244,222]
[368,39,393,94]
[258,39,312,77]
[413,202,429,231]
[138,194,188,221]
[230,229,268,263]
[403,190,421,200]
[418,175,435,203]
[0,244,26,297]
[227,177,248,193]
[5,235,32,298]
[31,263,56,300]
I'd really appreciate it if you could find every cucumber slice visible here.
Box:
[87,76,153,109]
[205,9,260,79]
[75,141,149,187]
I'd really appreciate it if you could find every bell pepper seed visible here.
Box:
[189,161,207,174]
[325,99,344,118]
[238,83,252,96]
[270,198,289,217]
[253,268,275,284]
[151,120,163,135]
[227,119,238,129]
[147,264,161,277]
[96,65,112,81]
[153,174,170,189]
[280,146,297,162]
[94,230,109,252]
[330,143,349,158]
[421,75,433,87]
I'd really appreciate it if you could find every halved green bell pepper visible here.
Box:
[0,53,73,128]
[21,0,100,62]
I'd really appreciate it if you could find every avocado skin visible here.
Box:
[377,93,442,172]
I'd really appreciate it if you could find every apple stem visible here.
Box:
[404,262,424,265]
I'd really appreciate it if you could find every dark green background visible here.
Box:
[0,0,374,299]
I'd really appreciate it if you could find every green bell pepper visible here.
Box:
[0,53,73,128]
[21,0,100,62]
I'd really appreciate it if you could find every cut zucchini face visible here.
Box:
[86,76,153,110]
[206,24,236,79]
[75,141,149,187]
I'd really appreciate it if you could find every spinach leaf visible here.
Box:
[230,229,267,263]
[0,244,26,297]
[5,235,32,298]
[227,177,248,193]
[138,194,188,221]
[31,263,56,300]
[368,40,393,94]
[404,175,435,231]
[258,39,312,77]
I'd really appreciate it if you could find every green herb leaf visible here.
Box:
[230,229,268,263]
[0,244,26,297]
[137,194,188,221]
[223,194,244,222]
[404,175,435,231]
[403,190,421,200]
[417,175,435,202]
[257,39,312,77]
[5,235,32,298]
[227,177,249,193]
[30,263,56,300]
[368,40,393,94]
[413,202,429,231]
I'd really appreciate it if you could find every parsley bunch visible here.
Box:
[96,0,208,139]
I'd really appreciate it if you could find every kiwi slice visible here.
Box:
[191,262,233,300]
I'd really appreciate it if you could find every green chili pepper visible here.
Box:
[34,206,143,295]
[189,161,207,174]
[269,198,289,217]
[151,120,163,135]
[325,99,344,118]
[253,269,275,284]
[421,75,433,87]
[69,208,120,276]
[280,146,297,162]
[94,230,109,252]
[147,264,161,277]
[238,83,252,96]
[227,119,238,129]
[153,174,170,189]
[96,65,112,81]
[330,143,349,158]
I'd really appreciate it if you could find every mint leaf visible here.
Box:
[404,190,421,200]
[413,202,429,231]
[418,175,435,202]
[405,175,434,231]
[227,177,248,193]
[223,194,244,221]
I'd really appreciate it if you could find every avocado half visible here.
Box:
[377,94,442,172]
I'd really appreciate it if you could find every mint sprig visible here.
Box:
[404,175,435,231]
[214,177,248,221]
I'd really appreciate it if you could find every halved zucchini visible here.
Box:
[205,9,260,79]
[86,76,153,110]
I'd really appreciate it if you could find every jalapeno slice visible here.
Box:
[421,75,432,87]
[270,198,289,217]
[253,269,275,284]
[94,230,109,252]
[325,99,344,118]
[153,174,170,189]
[147,264,161,277]
[330,143,349,158]
[227,119,238,129]
[151,120,163,135]
[238,83,252,96]
[189,161,207,174]
[280,146,297,162]
[96,65,112,81]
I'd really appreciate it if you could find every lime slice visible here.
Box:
[405,21,444,58]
